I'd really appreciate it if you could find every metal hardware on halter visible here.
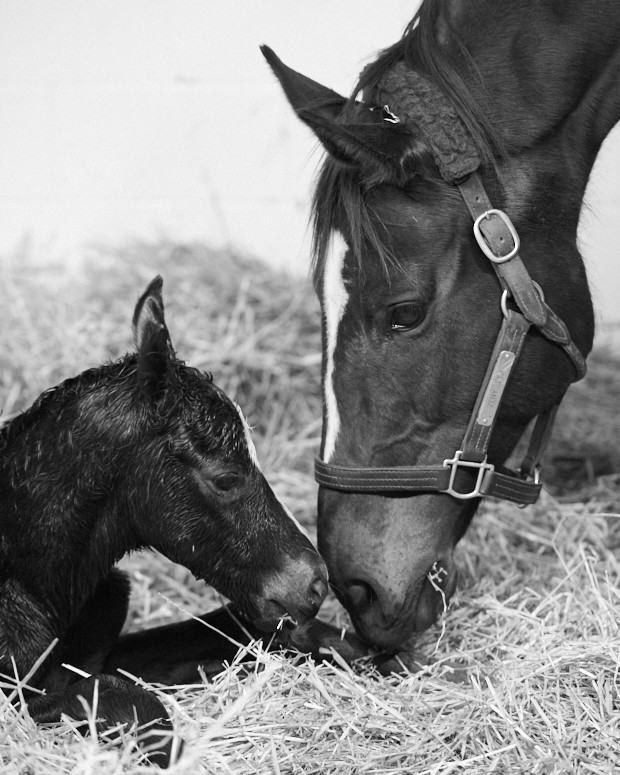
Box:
[381,105,400,123]
[475,350,516,426]
[500,290,510,319]
[441,451,495,500]
[501,282,544,319]
[473,208,521,263]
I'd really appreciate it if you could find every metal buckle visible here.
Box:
[473,209,520,263]
[441,450,495,500]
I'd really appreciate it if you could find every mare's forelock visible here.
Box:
[310,0,505,291]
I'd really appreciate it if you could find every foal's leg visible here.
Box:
[29,569,177,767]
[60,567,131,677]
[103,606,262,684]
[29,674,175,767]
[104,606,377,684]
[91,589,455,687]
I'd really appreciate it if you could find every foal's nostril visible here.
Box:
[346,580,376,614]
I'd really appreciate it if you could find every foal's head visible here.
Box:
[126,277,328,630]
[1,277,327,632]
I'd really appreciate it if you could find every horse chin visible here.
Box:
[245,603,290,633]
[347,606,418,652]
[246,595,321,633]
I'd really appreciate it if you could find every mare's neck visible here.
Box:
[430,1,620,160]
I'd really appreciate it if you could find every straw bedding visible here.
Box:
[0,242,618,774]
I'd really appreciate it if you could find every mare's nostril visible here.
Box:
[346,580,376,614]
[309,576,328,609]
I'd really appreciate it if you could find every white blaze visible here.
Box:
[234,401,307,536]
[322,231,349,463]
[234,401,260,468]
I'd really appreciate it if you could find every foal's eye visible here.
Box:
[212,473,240,492]
[389,302,426,332]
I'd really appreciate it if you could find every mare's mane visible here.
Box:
[311,0,502,289]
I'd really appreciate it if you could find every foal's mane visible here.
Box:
[0,355,239,461]
[311,0,501,288]
[0,358,139,451]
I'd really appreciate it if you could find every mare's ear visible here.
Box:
[261,45,416,183]
[132,276,176,401]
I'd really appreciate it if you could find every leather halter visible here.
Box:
[314,76,587,505]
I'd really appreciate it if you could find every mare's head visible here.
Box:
[262,11,600,648]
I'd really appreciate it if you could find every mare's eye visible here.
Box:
[212,473,240,492]
[389,302,426,332]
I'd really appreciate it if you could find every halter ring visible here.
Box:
[501,282,545,319]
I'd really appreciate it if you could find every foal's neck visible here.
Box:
[0,359,147,610]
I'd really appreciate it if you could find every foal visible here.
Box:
[0,276,327,765]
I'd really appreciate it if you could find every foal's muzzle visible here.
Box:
[252,551,328,631]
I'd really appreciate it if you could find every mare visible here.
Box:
[262,0,620,651]
[0,276,327,766]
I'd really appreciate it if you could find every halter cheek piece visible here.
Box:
[314,65,586,506]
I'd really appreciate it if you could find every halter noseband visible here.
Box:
[314,65,586,506]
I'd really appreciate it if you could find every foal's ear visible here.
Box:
[132,276,176,401]
[261,45,416,183]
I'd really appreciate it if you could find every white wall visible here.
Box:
[0,1,418,272]
[1,0,619,332]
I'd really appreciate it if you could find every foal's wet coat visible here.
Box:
[0,276,327,765]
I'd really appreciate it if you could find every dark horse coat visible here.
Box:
[0,276,327,766]
[262,0,620,651]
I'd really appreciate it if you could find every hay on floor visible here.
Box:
[0,242,618,774]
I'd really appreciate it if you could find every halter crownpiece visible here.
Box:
[369,61,481,184]
[315,62,587,506]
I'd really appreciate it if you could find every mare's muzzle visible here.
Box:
[318,489,467,650]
